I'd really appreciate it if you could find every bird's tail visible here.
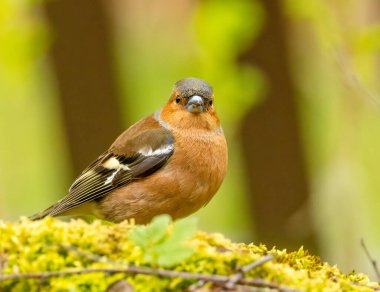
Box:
[29,204,56,221]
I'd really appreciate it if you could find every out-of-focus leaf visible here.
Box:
[129,215,197,267]
[128,214,171,248]
[169,217,197,243]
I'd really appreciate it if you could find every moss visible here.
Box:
[0,217,378,291]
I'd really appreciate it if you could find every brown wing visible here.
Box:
[30,127,174,220]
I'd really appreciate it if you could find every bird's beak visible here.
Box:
[186,95,205,113]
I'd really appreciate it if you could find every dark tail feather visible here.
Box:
[29,205,56,221]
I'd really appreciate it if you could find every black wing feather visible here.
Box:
[47,152,172,217]
[30,128,175,220]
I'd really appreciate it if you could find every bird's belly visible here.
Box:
[99,133,227,224]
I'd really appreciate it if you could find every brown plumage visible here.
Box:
[30,78,228,224]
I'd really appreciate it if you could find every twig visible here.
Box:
[240,254,275,273]
[361,239,380,282]
[225,254,274,289]
[0,265,298,291]
[188,254,275,291]
[188,279,207,291]
[62,245,278,290]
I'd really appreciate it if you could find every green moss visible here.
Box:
[0,217,378,291]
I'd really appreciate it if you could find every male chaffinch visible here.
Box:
[30,78,228,224]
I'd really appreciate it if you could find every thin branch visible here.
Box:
[361,238,380,282]
[189,255,275,291]
[0,265,298,292]
[63,245,277,290]
[240,254,274,273]
[225,254,274,289]
[188,279,206,291]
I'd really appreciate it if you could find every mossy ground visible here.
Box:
[0,217,379,291]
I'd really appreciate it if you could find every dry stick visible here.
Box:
[361,238,380,282]
[0,265,298,292]
[189,254,275,291]
[63,245,281,290]
[5,244,378,291]
[225,254,274,289]
[240,254,275,273]
[188,279,207,291]
[9,245,295,291]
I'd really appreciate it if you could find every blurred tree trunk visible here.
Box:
[239,1,318,252]
[44,0,123,177]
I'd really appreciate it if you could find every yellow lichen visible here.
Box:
[0,217,378,291]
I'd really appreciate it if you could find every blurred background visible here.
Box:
[1,0,380,280]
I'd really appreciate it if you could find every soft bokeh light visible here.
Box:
[1,0,380,280]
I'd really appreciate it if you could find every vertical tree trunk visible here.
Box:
[240,1,318,252]
[44,0,123,177]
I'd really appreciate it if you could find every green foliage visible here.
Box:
[0,0,48,85]
[194,0,265,122]
[128,215,196,267]
[0,217,379,291]
[0,0,68,221]
[2,0,380,282]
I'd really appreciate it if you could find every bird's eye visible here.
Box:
[209,100,213,106]
[175,96,181,103]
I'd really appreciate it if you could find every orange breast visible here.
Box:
[98,128,228,224]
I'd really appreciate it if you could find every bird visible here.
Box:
[30,78,228,224]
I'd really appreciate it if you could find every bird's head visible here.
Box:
[171,78,214,114]
[160,78,221,132]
